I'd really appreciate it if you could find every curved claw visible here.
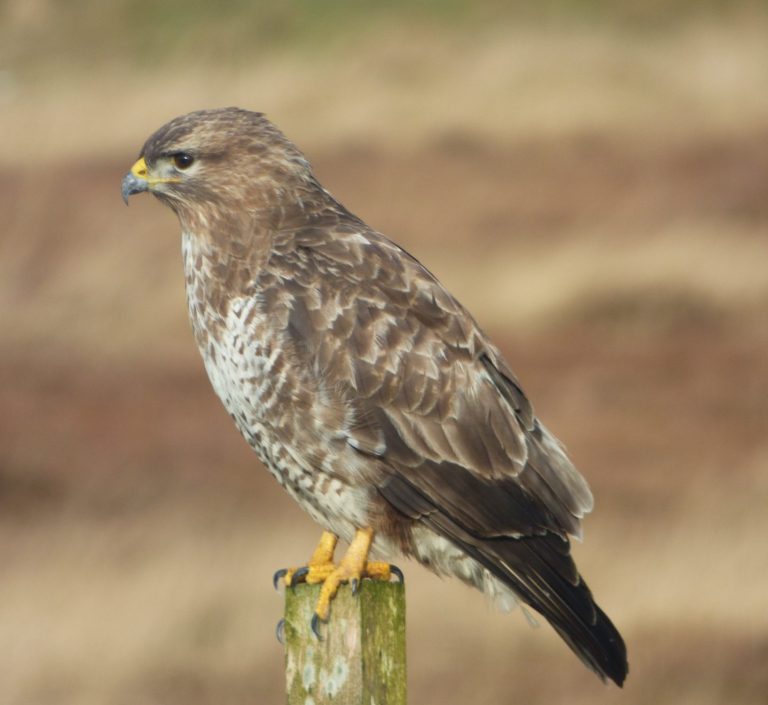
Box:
[310,613,323,640]
[273,569,287,590]
[275,618,285,645]
[390,564,405,583]
[292,566,310,586]
[350,578,359,595]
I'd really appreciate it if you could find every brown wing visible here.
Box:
[272,210,626,685]
[275,213,593,533]
[269,207,594,534]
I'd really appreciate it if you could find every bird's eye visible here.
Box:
[172,153,195,170]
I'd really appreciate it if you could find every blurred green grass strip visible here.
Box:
[2,0,766,72]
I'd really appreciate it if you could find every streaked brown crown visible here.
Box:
[140,107,314,213]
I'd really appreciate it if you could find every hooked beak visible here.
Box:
[121,157,149,205]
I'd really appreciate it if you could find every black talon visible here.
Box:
[275,618,285,645]
[351,578,359,595]
[390,564,404,583]
[273,569,287,590]
[310,613,323,640]
[292,566,310,585]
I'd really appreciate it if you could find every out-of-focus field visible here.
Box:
[1,3,767,704]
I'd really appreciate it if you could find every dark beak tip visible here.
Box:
[121,172,148,205]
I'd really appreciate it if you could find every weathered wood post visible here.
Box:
[284,582,406,704]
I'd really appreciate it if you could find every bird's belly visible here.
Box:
[192,302,373,541]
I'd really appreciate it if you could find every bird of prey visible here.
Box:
[122,107,627,685]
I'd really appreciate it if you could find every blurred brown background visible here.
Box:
[1,1,767,703]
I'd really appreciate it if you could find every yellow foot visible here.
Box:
[273,528,404,640]
[309,528,403,639]
[313,560,396,619]
[273,530,338,589]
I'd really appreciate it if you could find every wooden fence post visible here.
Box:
[284,581,406,705]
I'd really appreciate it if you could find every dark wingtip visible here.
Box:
[593,605,629,687]
[606,643,629,687]
[551,603,628,687]
[463,531,629,686]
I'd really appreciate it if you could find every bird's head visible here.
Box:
[122,107,313,227]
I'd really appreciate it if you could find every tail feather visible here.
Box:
[378,469,628,684]
[471,532,628,686]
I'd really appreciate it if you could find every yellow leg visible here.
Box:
[308,531,338,565]
[277,530,338,587]
[313,528,394,622]
[274,527,403,637]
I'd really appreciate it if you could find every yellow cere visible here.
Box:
[130,156,181,185]
[130,157,148,178]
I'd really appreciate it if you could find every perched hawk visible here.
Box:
[122,108,627,685]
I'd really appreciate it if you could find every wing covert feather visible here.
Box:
[275,219,593,538]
